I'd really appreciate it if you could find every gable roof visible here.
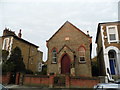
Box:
[47,21,91,42]
[95,21,120,43]
[2,35,39,48]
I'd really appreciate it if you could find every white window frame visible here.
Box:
[52,49,57,63]
[79,48,86,63]
[106,25,119,43]
[2,38,9,50]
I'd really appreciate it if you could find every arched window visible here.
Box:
[79,47,86,62]
[2,38,9,50]
[52,49,57,63]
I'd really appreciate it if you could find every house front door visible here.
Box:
[109,59,116,75]
[108,50,117,75]
[61,54,70,74]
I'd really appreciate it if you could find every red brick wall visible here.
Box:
[23,75,49,86]
[1,73,11,84]
[70,76,99,88]
[22,75,99,88]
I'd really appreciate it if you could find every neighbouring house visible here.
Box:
[46,21,92,77]
[96,21,120,81]
[0,28,43,72]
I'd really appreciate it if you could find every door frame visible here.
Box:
[104,46,120,75]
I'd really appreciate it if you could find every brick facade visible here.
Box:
[47,21,92,77]
[96,21,120,80]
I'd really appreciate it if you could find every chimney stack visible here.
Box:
[18,29,22,38]
[3,28,16,36]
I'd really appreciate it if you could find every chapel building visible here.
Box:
[46,21,92,77]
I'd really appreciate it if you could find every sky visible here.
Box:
[0,0,119,61]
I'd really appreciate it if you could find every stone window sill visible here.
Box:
[51,62,57,64]
[79,61,86,64]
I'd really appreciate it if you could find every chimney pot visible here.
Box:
[87,31,89,36]
[18,29,22,38]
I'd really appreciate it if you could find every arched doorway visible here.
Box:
[61,54,71,74]
[108,50,117,75]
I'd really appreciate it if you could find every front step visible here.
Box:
[112,75,120,80]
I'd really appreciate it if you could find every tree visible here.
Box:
[2,47,26,73]
[2,61,15,73]
[2,50,9,62]
[2,50,12,74]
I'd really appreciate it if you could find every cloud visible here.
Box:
[1,0,119,3]
[0,1,118,60]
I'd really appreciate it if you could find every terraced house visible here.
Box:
[46,21,92,77]
[0,28,43,72]
[96,21,120,81]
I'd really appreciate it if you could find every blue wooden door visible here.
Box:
[109,59,115,75]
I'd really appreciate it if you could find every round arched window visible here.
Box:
[79,47,86,62]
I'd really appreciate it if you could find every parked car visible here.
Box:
[0,84,8,90]
[94,79,120,90]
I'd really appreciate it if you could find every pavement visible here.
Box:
[4,84,45,90]
[4,84,94,90]
[5,85,19,88]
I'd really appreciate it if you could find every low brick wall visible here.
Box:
[69,76,99,88]
[1,73,100,88]
[1,73,11,84]
[23,75,49,87]
[22,75,100,88]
